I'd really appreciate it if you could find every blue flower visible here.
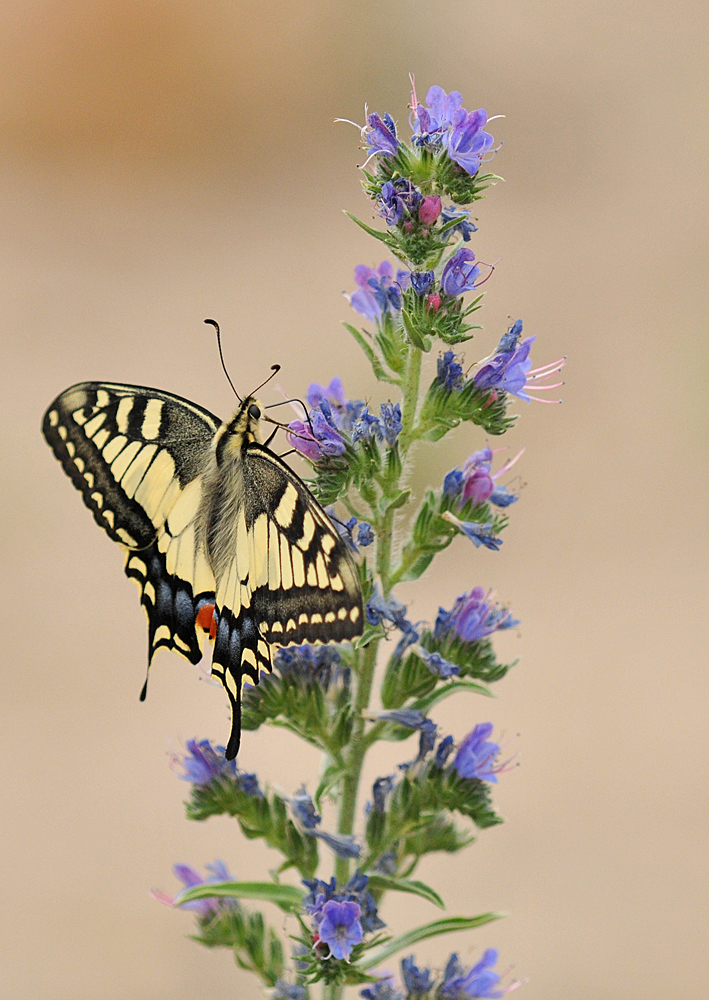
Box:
[435,588,519,644]
[443,469,465,497]
[347,262,410,324]
[317,900,364,961]
[380,401,403,445]
[401,955,434,998]
[314,830,362,860]
[357,522,375,546]
[366,112,399,158]
[474,323,565,403]
[372,775,395,814]
[453,723,502,783]
[441,248,481,297]
[489,485,518,508]
[434,734,455,768]
[174,738,236,785]
[414,647,461,679]
[417,718,438,760]
[444,447,523,509]
[438,948,509,998]
[379,179,422,225]
[440,205,478,242]
[444,107,495,177]
[366,582,416,637]
[352,405,383,444]
[377,709,432,731]
[411,270,435,296]
[495,318,524,355]
[442,512,503,550]
[411,85,463,146]
[272,979,307,1000]
[437,351,465,392]
[291,786,321,829]
[304,874,384,936]
[361,980,404,1000]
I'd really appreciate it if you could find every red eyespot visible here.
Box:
[196,603,217,640]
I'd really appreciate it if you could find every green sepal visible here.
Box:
[358,913,503,971]
[411,678,495,714]
[401,306,431,352]
[178,880,304,913]
[352,622,386,649]
[366,875,445,909]
[343,211,402,255]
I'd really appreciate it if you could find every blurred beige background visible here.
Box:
[2,1,708,997]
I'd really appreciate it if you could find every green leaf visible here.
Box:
[352,623,386,649]
[367,876,445,910]
[358,913,503,970]
[177,881,304,913]
[401,308,431,352]
[385,488,411,512]
[343,323,399,384]
[343,212,399,251]
[411,679,494,713]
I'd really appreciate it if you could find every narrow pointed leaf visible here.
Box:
[367,876,445,910]
[177,881,304,913]
[411,679,494,713]
[358,913,503,970]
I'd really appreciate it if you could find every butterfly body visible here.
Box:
[42,382,363,759]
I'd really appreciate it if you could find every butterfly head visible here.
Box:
[216,395,264,462]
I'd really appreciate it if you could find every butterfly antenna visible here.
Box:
[205,319,242,403]
[250,364,281,397]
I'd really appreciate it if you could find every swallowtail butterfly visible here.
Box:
[42,377,363,759]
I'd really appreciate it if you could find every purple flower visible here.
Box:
[314,830,362,860]
[453,723,502,783]
[275,643,349,691]
[416,718,438,760]
[290,787,361,859]
[317,900,364,961]
[347,261,410,323]
[474,322,566,403]
[441,248,481,297]
[152,860,238,918]
[437,351,465,392]
[435,588,519,644]
[380,401,403,445]
[287,409,346,461]
[444,107,495,176]
[412,85,463,146]
[366,582,416,637]
[307,377,346,409]
[419,195,442,224]
[411,270,436,297]
[366,112,399,157]
[495,318,524,355]
[440,206,477,242]
[444,447,523,509]
[439,948,514,998]
[401,955,434,998]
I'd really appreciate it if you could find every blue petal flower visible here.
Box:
[439,948,508,998]
[380,401,403,446]
[453,724,502,783]
[317,900,364,961]
[272,979,307,1000]
[366,112,399,157]
[443,107,494,177]
[291,786,321,829]
[442,514,503,550]
[372,775,395,814]
[440,205,478,242]
[361,980,404,1000]
[401,955,434,998]
[347,261,410,323]
[437,351,465,392]
[441,248,481,297]
[434,734,456,768]
[415,647,461,679]
[287,407,347,461]
[175,738,236,785]
[435,588,518,644]
[489,485,518,508]
[352,405,383,443]
[411,270,435,296]
[377,709,431,730]
[356,522,375,547]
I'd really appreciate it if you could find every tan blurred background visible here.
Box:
[2,1,708,997]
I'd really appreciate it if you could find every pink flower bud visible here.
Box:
[426,292,442,313]
[418,195,442,224]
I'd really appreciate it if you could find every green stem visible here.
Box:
[398,346,422,456]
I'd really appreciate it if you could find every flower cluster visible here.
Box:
[362,949,522,999]
[304,873,384,962]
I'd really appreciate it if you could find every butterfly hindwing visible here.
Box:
[42,382,219,670]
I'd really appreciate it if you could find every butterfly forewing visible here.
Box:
[42,382,219,667]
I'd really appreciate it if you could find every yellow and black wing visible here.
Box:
[212,443,363,759]
[42,382,219,674]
